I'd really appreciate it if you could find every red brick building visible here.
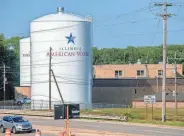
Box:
[93,64,183,79]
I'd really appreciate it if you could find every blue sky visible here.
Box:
[0,0,184,48]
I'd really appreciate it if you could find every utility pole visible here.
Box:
[30,39,32,99]
[0,63,10,109]
[154,2,173,122]
[174,51,177,119]
[49,47,52,111]
[3,63,5,109]
[51,69,64,104]
[156,76,159,93]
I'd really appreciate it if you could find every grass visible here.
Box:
[81,108,184,127]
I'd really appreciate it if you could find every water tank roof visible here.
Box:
[20,37,30,42]
[32,12,92,23]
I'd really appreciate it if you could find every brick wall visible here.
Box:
[15,86,31,98]
[94,64,183,78]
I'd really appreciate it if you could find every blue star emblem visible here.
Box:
[66,33,76,44]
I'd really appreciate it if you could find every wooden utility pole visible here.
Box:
[0,63,10,109]
[3,63,5,109]
[66,105,70,136]
[156,76,159,93]
[49,47,52,111]
[174,52,177,119]
[154,2,173,122]
[51,69,64,103]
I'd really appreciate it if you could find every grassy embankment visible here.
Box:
[81,108,184,127]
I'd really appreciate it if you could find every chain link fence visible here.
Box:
[0,100,130,110]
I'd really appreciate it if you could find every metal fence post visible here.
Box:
[33,100,35,110]
[12,101,13,110]
[41,99,43,110]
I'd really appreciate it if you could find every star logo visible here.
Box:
[66,33,76,44]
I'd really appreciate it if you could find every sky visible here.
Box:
[0,0,184,48]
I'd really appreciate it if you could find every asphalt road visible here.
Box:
[0,115,184,136]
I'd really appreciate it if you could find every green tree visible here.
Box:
[92,44,184,65]
[0,34,21,100]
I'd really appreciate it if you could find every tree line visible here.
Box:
[92,45,184,65]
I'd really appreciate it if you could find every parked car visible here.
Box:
[0,116,32,134]
[14,98,31,105]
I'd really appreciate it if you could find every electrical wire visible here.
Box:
[95,18,158,27]
[20,73,48,77]
[10,59,86,67]
[19,58,49,64]
[9,80,49,84]
[2,23,184,44]
[93,5,154,23]
[55,75,89,83]
[116,6,153,19]
[51,81,89,85]
[145,18,161,63]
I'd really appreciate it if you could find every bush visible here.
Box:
[123,113,140,119]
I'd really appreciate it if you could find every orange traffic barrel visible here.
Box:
[5,128,11,136]
[35,129,41,136]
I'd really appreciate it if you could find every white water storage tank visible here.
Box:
[30,7,92,108]
[19,37,30,86]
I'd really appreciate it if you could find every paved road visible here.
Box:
[0,115,184,136]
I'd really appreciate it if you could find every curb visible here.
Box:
[0,112,53,117]
[0,112,127,122]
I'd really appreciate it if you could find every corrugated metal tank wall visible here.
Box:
[30,8,92,108]
[19,37,30,86]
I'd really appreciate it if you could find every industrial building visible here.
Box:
[93,64,183,79]
[15,78,184,108]
[19,37,30,86]
[16,7,184,109]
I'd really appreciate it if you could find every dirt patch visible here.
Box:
[33,125,143,136]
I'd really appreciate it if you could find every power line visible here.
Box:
[116,6,154,19]
[20,58,49,64]
[55,76,89,83]
[145,18,161,63]
[95,18,158,28]
[2,25,184,44]
[20,73,48,77]
[10,59,86,67]
[95,5,152,23]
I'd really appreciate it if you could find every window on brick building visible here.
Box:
[137,70,144,76]
[158,70,163,76]
[115,70,123,78]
